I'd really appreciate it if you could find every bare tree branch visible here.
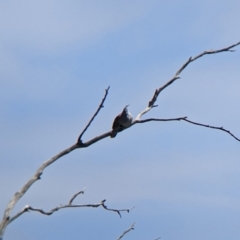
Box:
[133,116,188,124]
[1,87,111,236]
[116,223,135,240]
[134,116,240,142]
[134,41,240,121]
[69,188,86,205]
[182,118,240,142]
[5,112,234,229]
[147,41,240,108]
[77,86,110,143]
[116,223,161,240]
[0,143,79,236]
[101,200,134,218]
[8,190,133,225]
[1,41,240,238]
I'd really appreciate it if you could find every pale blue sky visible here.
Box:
[1,1,240,239]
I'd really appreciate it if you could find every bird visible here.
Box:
[110,105,133,138]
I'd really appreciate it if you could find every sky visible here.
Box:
[1,0,240,239]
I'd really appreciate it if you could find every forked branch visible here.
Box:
[147,41,240,108]
[1,41,240,239]
[134,41,240,121]
[8,189,133,225]
[1,87,112,237]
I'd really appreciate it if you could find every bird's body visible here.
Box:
[111,105,133,138]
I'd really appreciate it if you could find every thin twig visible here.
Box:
[77,86,110,143]
[148,41,240,107]
[134,116,240,142]
[116,223,160,240]
[133,116,187,125]
[182,118,240,142]
[101,200,134,218]
[69,188,86,205]
[116,223,135,240]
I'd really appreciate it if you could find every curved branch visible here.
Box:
[1,143,79,235]
[134,116,240,142]
[182,118,240,142]
[69,188,86,205]
[77,86,110,143]
[148,41,240,108]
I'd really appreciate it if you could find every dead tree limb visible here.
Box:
[77,86,110,143]
[133,117,240,142]
[182,118,240,142]
[1,41,240,239]
[116,223,135,240]
[135,41,240,120]
[116,223,161,240]
[148,41,240,108]
[8,190,133,225]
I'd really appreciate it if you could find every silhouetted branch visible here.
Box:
[183,118,240,142]
[69,188,86,205]
[134,41,240,121]
[133,116,187,124]
[116,223,135,240]
[148,41,240,108]
[116,223,160,240]
[1,41,240,239]
[78,86,110,143]
[134,116,240,142]
[8,190,133,225]
[1,87,111,237]
[101,200,134,218]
